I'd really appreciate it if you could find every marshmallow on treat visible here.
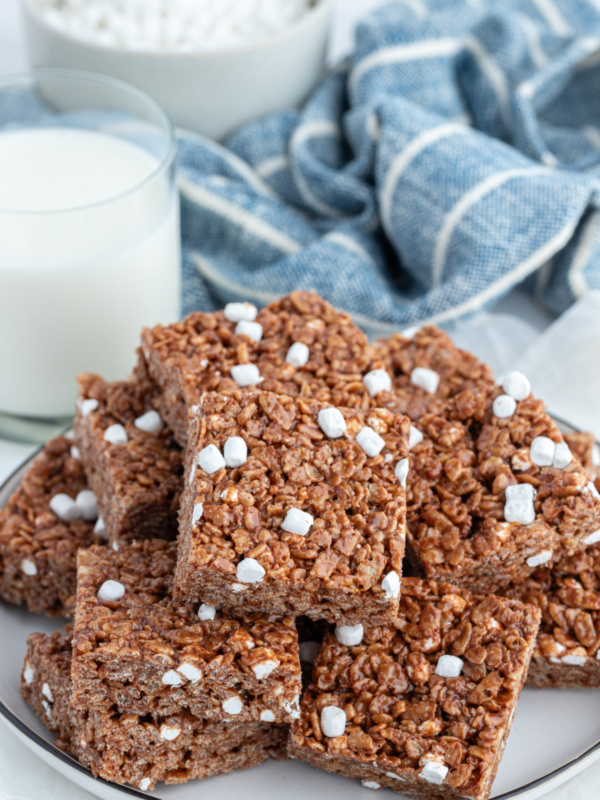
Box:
[134,410,163,434]
[49,493,81,522]
[493,394,517,419]
[504,483,536,525]
[198,444,226,475]
[410,367,440,394]
[408,426,423,450]
[381,571,400,599]
[224,436,247,468]
[526,550,552,568]
[236,557,265,584]
[356,426,385,457]
[501,371,531,401]
[335,624,364,646]
[317,407,346,438]
[320,706,346,738]
[281,508,314,536]
[224,302,257,322]
[362,369,391,397]
[79,398,98,417]
[235,320,263,342]
[529,436,555,467]
[286,342,310,367]
[230,363,263,387]
[97,580,125,602]
[435,655,463,678]
[395,458,409,487]
[552,442,573,469]
[104,424,128,445]
[75,490,98,521]
[198,603,216,621]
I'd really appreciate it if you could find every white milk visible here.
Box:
[0,127,180,417]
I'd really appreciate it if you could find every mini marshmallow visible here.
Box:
[139,779,151,792]
[402,325,420,339]
[79,398,98,417]
[419,760,448,785]
[97,580,125,602]
[382,571,400,599]
[252,660,279,680]
[224,436,248,468]
[318,407,347,438]
[283,697,301,720]
[24,663,34,685]
[583,481,600,500]
[198,444,226,475]
[94,517,107,539]
[192,503,204,525]
[161,670,182,686]
[198,603,216,621]
[134,410,163,435]
[435,655,463,678]
[584,529,600,546]
[530,436,555,467]
[552,442,573,469]
[232,583,247,592]
[222,696,243,715]
[526,550,552,568]
[21,559,37,576]
[75,490,98,521]
[493,394,517,419]
[260,710,275,722]
[299,641,320,663]
[562,654,587,667]
[42,682,53,702]
[224,302,257,322]
[159,724,181,741]
[42,700,52,718]
[286,342,310,367]
[236,557,265,584]
[356,426,385,457]
[281,508,314,536]
[104,424,128,445]
[235,320,263,342]
[504,483,536,525]
[177,662,202,683]
[335,624,364,646]
[320,706,346,738]
[408,426,423,450]
[70,446,81,460]
[410,367,440,394]
[49,493,81,522]
[501,371,531,401]
[362,369,392,397]
[395,458,409,487]
[230,364,263,387]
[362,781,381,790]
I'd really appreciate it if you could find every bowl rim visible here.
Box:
[22,0,335,60]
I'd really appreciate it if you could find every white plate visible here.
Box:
[2,423,600,800]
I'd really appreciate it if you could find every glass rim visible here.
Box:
[0,68,177,216]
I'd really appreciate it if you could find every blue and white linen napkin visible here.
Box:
[179,0,600,334]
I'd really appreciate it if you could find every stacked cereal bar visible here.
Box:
[7,291,600,800]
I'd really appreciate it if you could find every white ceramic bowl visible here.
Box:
[21,0,333,140]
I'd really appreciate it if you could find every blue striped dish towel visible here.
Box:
[178,0,600,335]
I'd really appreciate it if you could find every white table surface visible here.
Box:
[0,2,592,799]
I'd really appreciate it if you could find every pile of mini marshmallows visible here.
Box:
[34,0,313,51]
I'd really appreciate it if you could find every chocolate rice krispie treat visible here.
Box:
[175,390,409,625]
[140,291,372,446]
[23,628,286,791]
[0,436,100,617]
[71,540,302,723]
[289,577,541,800]
[74,373,183,544]
[404,374,600,594]
[502,543,600,688]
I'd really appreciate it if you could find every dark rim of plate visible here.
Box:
[0,415,598,800]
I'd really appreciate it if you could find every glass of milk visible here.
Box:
[0,70,180,442]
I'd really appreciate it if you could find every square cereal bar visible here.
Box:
[289,577,540,800]
[22,628,286,791]
[71,539,302,723]
[0,436,100,617]
[140,291,372,445]
[502,544,600,688]
[175,390,409,625]
[74,373,183,544]
[405,377,600,593]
